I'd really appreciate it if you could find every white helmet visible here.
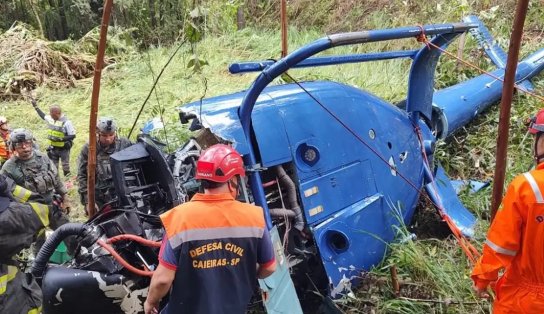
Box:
[0,116,7,125]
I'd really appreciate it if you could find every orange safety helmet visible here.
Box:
[195,144,245,183]
[528,109,544,134]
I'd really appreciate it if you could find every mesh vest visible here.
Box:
[47,117,67,148]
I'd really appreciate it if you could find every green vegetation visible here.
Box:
[2,0,544,313]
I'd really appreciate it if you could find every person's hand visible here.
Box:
[144,300,159,314]
[472,283,490,299]
[61,197,71,215]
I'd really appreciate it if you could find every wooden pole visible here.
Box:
[88,0,113,217]
[390,265,400,296]
[490,0,530,221]
[280,0,288,57]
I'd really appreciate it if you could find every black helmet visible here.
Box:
[10,128,33,149]
[97,117,117,133]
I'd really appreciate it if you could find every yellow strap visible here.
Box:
[30,202,49,227]
[28,306,42,314]
[13,185,32,203]
[49,141,65,147]
[0,265,18,295]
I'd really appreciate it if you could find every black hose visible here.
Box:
[270,208,296,218]
[31,223,86,279]
[275,165,305,231]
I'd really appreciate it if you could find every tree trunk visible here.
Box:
[148,0,157,28]
[236,5,245,30]
[27,0,45,37]
[58,0,68,39]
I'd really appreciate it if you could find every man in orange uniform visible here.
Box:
[144,144,276,314]
[472,108,544,313]
[0,117,11,165]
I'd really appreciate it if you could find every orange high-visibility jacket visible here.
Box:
[0,132,10,162]
[472,162,544,313]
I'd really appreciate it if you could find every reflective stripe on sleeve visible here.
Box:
[524,172,544,204]
[29,202,49,227]
[485,239,517,256]
[12,185,32,203]
[28,306,42,314]
[0,265,18,295]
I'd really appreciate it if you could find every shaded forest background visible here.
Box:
[0,0,522,48]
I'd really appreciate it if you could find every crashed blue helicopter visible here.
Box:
[34,16,544,313]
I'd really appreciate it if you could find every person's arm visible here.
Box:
[145,234,179,314]
[0,199,56,258]
[471,180,522,292]
[31,100,46,120]
[256,227,276,279]
[64,120,76,142]
[77,145,89,205]
[145,264,176,314]
[1,161,24,187]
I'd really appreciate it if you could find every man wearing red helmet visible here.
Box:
[144,144,276,314]
[0,116,11,165]
[471,108,544,313]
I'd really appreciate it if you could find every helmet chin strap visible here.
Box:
[534,132,544,164]
[227,177,239,198]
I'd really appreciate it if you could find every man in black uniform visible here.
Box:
[0,174,68,313]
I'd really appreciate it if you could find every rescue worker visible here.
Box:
[0,116,11,165]
[1,128,73,255]
[32,100,76,177]
[471,108,544,313]
[1,128,67,204]
[144,144,276,314]
[0,173,68,314]
[77,117,132,214]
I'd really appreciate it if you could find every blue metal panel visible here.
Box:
[425,166,477,237]
[229,50,418,74]
[299,161,377,225]
[406,33,461,124]
[312,194,395,297]
[252,104,292,167]
[274,82,424,224]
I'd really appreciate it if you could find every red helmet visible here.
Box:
[528,109,544,134]
[195,144,245,182]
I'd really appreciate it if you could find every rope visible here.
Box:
[416,26,544,103]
